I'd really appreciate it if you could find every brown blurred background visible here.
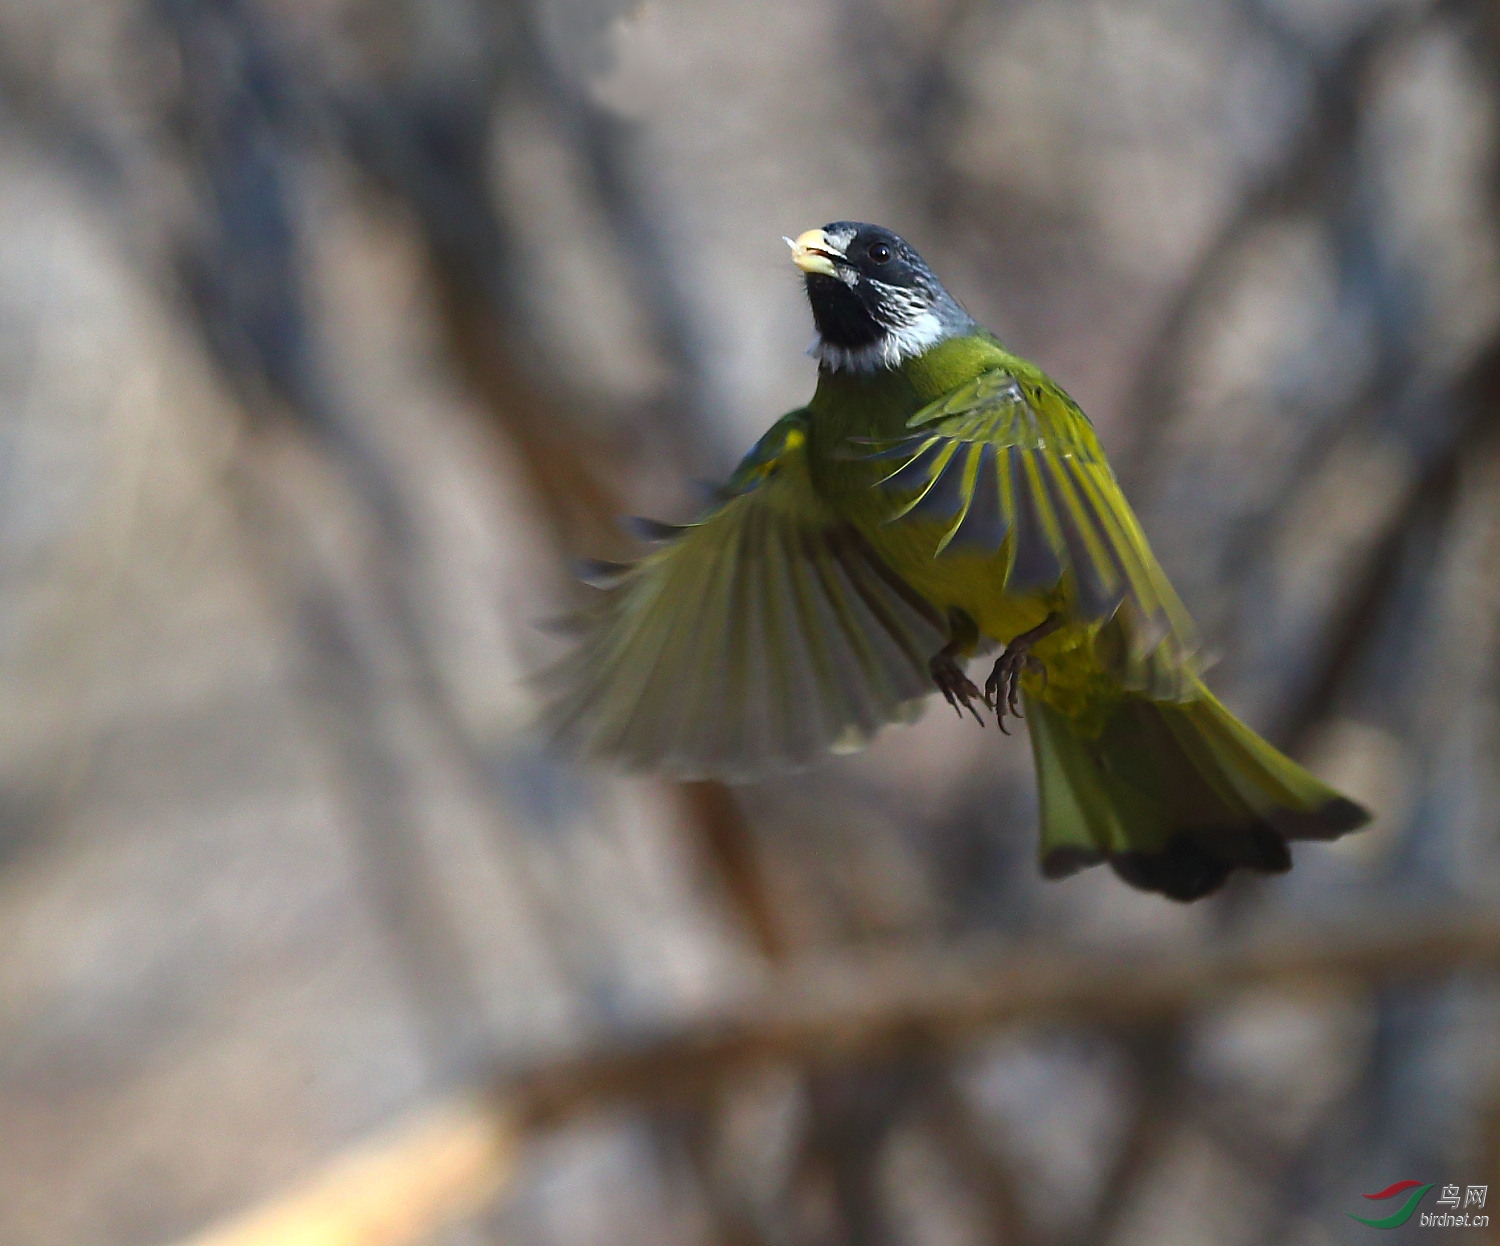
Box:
[0,0,1498,1243]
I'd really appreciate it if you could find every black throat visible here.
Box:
[804,274,883,350]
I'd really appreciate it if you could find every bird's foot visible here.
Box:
[984,649,1042,734]
[984,615,1062,734]
[930,650,985,726]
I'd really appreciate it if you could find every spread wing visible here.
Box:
[541,414,948,780]
[844,369,1198,697]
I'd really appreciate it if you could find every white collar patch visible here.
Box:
[811,308,951,373]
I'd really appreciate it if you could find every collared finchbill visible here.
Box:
[787,228,843,277]
[546,221,1372,900]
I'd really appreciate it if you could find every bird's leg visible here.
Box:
[985,614,1062,734]
[930,609,985,726]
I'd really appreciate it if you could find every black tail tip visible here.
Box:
[1043,801,1372,902]
[1112,822,1293,901]
[1317,795,1373,835]
[1041,842,1243,901]
[1109,847,1237,901]
[1265,794,1373,841]
[1035,821,1297,901]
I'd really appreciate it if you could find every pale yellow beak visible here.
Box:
[786,228,842,277]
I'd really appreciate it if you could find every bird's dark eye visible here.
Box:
[868,243,892,264]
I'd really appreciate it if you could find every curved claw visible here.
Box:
[931,651,985,727]
[985,651,1026,733]
[986,616,1061,732]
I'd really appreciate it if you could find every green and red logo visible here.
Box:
[1347,1180,1434,1229]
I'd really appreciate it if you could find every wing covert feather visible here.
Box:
[845,369,1198,696]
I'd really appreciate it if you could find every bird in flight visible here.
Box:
[544,222,1369,900]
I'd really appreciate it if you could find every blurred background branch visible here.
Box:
[179,914,1500,1245]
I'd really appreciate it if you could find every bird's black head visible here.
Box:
[788,222,973,372]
